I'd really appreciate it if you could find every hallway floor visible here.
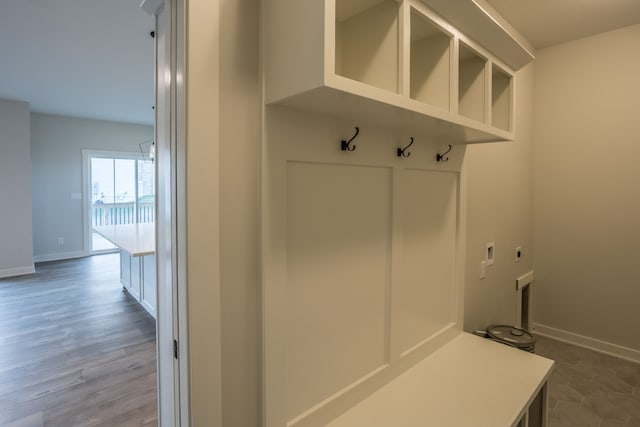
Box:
[536,335,640,427]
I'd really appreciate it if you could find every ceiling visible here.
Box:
[486,0,640,49]
[0,0,154,125]
[1,1,639,125]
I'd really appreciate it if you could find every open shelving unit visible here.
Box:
[265,0,519,144]
[262,2,542,426]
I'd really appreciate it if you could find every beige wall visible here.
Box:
[464,62,535,332]
[0,99,34,278]
[185,0,261,425]
[532,24,640,351]
[185,0,222,424]
[219,0,261,425]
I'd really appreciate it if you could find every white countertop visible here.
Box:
[326,332,554,427]
[93,223,155,256]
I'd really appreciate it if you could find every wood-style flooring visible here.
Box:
[0,254,157,427]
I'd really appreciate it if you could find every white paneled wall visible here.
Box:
[263,106,465,427]
[286,162,392,417]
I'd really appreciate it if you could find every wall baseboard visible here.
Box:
[533,323,640,364]
[33,251,86,263]
[0,264,35,279]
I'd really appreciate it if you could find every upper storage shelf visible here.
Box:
[265,0,521,144]
[422,0,535,71]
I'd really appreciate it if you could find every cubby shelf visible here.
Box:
[265,0,518,144]
[410,9,451,110]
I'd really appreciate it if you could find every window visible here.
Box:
[89,155,155,253]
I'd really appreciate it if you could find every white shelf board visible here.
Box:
[269,78,513,145]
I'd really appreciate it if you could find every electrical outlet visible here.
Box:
[515,246,522,262]
[480,260,487,279]
[486,242,495,266]
[58,237,64,246]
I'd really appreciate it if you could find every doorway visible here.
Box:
[0,0,188,424]
[83,151,156,254]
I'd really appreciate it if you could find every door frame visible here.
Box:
[155,1,183,425]
[148,0,224,424]
[148,0,193,425]
[81,149,150,256]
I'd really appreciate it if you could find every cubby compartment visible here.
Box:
[409,9,451,110]
[458,42,486,123]
[335,0,400,94]
[491,64,512,131]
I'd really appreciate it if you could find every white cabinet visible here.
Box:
[141,255,157,317]
[130,253,141,300]
[265,0,520,144]
[118,250,156,319]
[95,225,156,319]
[120,250,131,287]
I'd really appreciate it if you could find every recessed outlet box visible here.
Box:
[486,242,495,265]
[515,246,522,262]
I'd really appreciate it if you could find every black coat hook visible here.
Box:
[397,137,414,158]
[341,127,359,152]
[436,145,452,162]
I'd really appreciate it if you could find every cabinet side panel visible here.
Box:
[265,0,325,102]
[286,161,392,420]
[130,255,142,299]
[120,250,131,287]
[142,255,157,315]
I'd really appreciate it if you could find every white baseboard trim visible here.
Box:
[0,264,35,279]
[33,251,87,263]
[533,323,640,364]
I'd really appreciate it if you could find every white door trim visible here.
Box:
[147,0,192,425]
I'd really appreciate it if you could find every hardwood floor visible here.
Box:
[0,254,157,427]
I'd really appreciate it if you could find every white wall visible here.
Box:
[0,99,34,278]
[464,62,535,332]
[219,0,261,425]
[185,0,261,424]
[30,113,153,261]
[184,0,223,424]
[533,24,640,353]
